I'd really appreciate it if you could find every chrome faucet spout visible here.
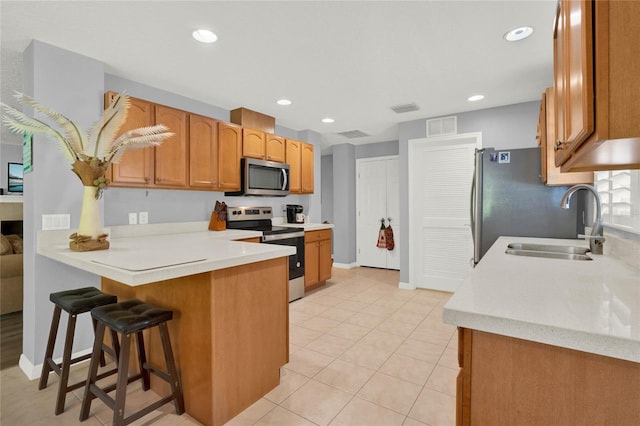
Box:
[560,184,604,254]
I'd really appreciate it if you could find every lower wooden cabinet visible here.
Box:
[456,328,640,426]
[304,229,332,291]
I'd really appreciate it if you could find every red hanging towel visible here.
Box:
[385,221,395,251]
[376,218,387,248]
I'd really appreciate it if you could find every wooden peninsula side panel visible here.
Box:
[102,256,289,426]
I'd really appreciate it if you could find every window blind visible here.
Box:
[594,169,640,233]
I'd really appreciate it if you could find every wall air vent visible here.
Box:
[337,130,370,138]
[390,102,419,114]
[426,116,457,137]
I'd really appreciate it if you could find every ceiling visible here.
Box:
[0,1,557,152]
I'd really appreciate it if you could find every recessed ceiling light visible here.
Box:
[504,26,533,42]
[322,118,334,124]
[276,99,292,106]
[467,95,485,102]
[192,29,217,43]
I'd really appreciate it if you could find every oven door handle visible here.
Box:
[261,231,305,242]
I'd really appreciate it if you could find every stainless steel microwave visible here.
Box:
[226,158,290,196]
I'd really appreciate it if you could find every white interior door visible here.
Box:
[356,156,399,269]
[409,133,480,291]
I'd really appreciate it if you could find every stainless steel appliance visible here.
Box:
[286,204,304,224]
[226,206,305,302]
[471,147,585,265]
[225,158,290,197]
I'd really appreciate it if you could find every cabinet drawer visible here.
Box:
[305,229,332,243]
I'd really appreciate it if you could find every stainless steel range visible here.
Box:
[226,206,305,302]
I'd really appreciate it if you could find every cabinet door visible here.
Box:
[318,238,332,282]
[155,105,188,187]
[242,128,265,159]
[218,122,243,190]
[107,95,154,186]
[553,3,566,163]
[286,139,301,193]
[304,241,319,289]
[564,0,594,149]
[301,142,314,194]
[265,134,286,162]
[189,114,218,189]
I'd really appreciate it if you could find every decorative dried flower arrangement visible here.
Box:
[1,92,174,251]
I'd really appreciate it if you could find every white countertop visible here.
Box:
[443,236,640,363]
[37,225,294,286]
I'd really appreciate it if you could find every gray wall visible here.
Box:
[331,143,356,265]
[23,40,104,367]
[1,143,22,192]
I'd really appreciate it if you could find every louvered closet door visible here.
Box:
[409,134,479,292]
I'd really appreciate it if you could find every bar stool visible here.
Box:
[79,299,185,426]
[39,286,120,415]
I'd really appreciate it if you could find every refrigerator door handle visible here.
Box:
[472,149,484,266]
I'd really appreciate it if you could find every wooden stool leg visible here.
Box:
[54,313,77,415]
[113,333,132,426]
[159,322,185,414]
[38,305,61,390]
[111,329,121,361]
[79,321,106,422]
[92,317,107,367]
[135,331,150,391]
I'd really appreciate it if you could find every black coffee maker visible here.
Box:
[286,204,304,223]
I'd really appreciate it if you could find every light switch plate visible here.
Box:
[128,213,138,225]
[139,211,148,225]
[42,214,71,230]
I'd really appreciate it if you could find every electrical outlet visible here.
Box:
[139,211,148,225]
[128,213,138,225]
[42,214,71,230]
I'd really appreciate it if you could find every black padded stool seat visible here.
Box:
[50,287,118,315]
[39,287,119,416]
[80,299,184,426]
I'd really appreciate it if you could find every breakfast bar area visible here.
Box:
[37,223,295,426]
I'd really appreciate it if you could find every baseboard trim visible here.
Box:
[398,281,416,290]
[333,262,358,269]
[19,347,93,381]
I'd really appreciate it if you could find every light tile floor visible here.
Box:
[0,267,457,426]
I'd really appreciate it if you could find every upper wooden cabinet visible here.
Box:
[242,128,266,159]
[265,134,286,162]
[189,116,242,191]
[301,142,314,194]
[538,88,593,186]
[217,122,243,190]
[154,105,188,188]
[553,0,640,171]
[106,94,155,186]
[286,139,314,194]
[286,139,302,193]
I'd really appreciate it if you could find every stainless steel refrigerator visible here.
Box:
[471,147,585,265]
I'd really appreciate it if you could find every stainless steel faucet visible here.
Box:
[560,184,604,255]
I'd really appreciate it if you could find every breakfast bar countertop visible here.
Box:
[443,236,640,363]
[37,224,294,286]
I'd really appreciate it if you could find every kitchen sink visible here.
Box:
[505,243,592,261]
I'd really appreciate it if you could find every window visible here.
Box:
[594,170,640,233]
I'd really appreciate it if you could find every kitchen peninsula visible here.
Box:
[444,236,640,425]
[37,222,295,426]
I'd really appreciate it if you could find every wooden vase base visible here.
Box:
[69,233,110,252]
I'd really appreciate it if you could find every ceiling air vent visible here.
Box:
[337,130,370,139]
[390,102,419,114]
[426,116,457,137]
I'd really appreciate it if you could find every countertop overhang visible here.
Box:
[37,225,295,286]
[443,236,640,363]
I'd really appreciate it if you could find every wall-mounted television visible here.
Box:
[8,162,23,193]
